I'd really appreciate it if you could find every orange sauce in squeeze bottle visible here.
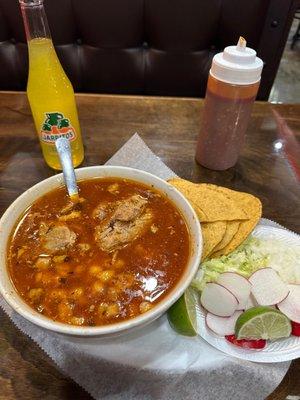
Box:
[196,37,263,170]
[19,0,84,170]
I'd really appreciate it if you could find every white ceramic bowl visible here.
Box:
[0,166,202,336]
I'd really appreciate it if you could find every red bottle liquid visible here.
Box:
[196,37,263,170]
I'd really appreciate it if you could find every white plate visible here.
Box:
[196,225,300,363]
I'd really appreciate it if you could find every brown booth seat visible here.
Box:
[0,0,297,100]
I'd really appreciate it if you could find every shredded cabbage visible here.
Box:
[191,237,268,292]
[192,236,300,293]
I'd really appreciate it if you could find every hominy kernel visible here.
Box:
[28,288,44,301]
[49,289,67,301]
[89,265,102,275]
[115,273,134,290]
[70,287,84,299]
[93,280,105,294]
[98,302,109,316]
[34,257,51,270]
[35,272,43,283]
[107,287,119,301]
[98,302,120,318]
[114,259,125,269]
[40,271,60,286]
[106,303,120,318]
[107,183,119,194]
[98,270,115,282]
[150,224,158,233]
[70,316,85,326]
[77,243,91,252]
[139,301,153,314]
[53,255,68,263]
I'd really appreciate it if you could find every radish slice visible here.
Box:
[200,283,238,317]
[277,284,300,323]
[244,295,278,310]
[217,272,251,310]
[249,268,289,306]
[206,311,243,336]
[245,294,258,310]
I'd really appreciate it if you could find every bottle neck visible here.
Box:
[19,0,51,41]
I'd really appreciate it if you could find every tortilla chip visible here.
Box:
[169,178,247,222]
[209,220,240,256]
[208,186,262,257]
[201,221,227,261]
[184,199,227,261]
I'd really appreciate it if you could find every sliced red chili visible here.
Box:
[225,335,266,349]
[291,321,300,336]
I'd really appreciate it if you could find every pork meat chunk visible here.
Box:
[94,195,152,252]
[92,202,111,220]
[95,210,152,252]
[40,223,76,254]
[112,195,147,222]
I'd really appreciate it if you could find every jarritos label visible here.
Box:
[40,112,77,144]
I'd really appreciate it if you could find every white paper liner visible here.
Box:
[0,134,293,400]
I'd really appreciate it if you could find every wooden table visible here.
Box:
[0,92,299,399]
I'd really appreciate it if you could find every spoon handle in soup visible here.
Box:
[55,138,79,202]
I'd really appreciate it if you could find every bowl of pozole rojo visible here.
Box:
[0,166,202,336]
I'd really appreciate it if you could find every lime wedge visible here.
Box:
[167,288,199,337]
[235,306,292,340]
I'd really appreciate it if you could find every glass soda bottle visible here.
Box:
[195,37,263,170]
[19,0,84,170]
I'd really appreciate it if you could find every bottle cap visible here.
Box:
[210,37,263,85]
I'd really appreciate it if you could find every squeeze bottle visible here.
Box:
[195,37,263,170]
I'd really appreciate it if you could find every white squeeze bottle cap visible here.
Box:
[210,37,263,85]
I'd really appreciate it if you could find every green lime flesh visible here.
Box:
[235,306,292,340]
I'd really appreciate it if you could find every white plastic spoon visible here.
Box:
[55,137,79,203]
